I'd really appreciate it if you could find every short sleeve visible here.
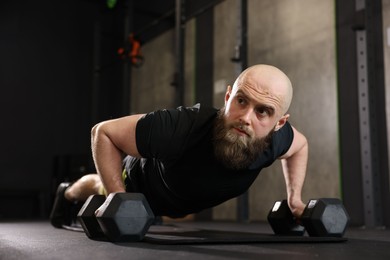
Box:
[272,121,294,158]
[248,121,294,170]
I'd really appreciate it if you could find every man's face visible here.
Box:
[224,73,288,140]
[213,107,273,170]
[213,67,290,170]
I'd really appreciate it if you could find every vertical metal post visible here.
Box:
[174,0,186,107]
[241,0,247,70]
[232,0,249,223]
[122,0,133,115]
[192,4,214,222]
[356,29,377,226]
[91,18,101,125]
[195,5,214,107]
[232,0,248,76]
[336,0,364,225]
[354,0,385,227]
[364,0,389,227]
[337,0,389,227]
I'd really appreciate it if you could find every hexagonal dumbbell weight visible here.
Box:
[301,198,350,237]
[267,200,305,236]
[77,194,106,239]
[95,193,155,242]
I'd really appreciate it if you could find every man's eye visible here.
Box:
[256,107,269,116]
[237,97,246,104]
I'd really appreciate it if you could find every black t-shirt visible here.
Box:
[132,103,294,217]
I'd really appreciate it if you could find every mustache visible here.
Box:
[230,123,253,138]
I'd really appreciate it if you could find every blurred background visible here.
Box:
[0,0,389,228]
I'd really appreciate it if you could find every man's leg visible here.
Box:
[65,174,103,202]
[50,174,104,228]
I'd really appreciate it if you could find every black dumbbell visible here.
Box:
[301,198,350,237]
[267,200,305,236]
[78,192,155,242]
[268,198,350,237]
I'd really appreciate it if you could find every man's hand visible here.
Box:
[288,199,306,219]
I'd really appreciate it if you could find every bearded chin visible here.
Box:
[213,109,273,170]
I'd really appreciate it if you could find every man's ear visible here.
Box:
[275,114,290,131]
[225,85,232,105]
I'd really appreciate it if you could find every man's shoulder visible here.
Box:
[177,103,218,116]
[135,104,217,158]
[136,103,217,138]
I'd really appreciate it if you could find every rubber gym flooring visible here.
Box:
[0,221,389,260]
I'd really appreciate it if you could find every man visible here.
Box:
[50,64,308,227]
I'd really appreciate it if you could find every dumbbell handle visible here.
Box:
[77,195,106,239]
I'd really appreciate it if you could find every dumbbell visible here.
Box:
[77,192,155,242]
[267,200,305,236]
[268,198,350,237]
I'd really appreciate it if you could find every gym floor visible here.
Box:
[0,221,389,260]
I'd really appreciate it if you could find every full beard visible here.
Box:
[213,108,273,170]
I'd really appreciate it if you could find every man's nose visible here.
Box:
[239,107,253,125]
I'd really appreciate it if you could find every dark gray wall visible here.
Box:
[0,0,97,218]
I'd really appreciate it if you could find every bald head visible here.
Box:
[233,64,293,115]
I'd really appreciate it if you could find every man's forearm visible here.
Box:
[91,124,126,194]
[281,136,308,217]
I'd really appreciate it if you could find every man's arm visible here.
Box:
[91,114,145,194]
[279,126,308,218]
